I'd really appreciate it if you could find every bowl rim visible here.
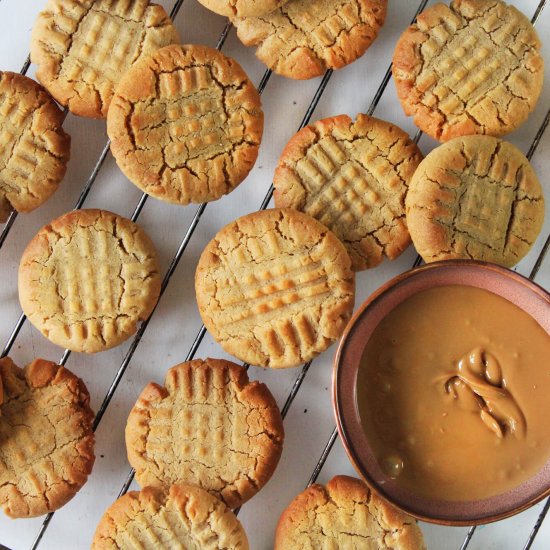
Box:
[333,259,550,526]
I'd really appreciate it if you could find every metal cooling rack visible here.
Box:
[0,0,549,548]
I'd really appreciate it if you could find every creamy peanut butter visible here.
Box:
[357,285,550,501]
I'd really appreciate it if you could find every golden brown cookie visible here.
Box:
[31,0,179,118]
[195,208,355,369]
[126,358,284,508]
[198,0,289,17]
[406,135,544,266]
[275,476,425,550]
[0,357,94,518]
[0,72,70,223]
[19,209,161,353]
[92,484,249,549]
[274,114,423,271]
[107,44,264,205]
[392,0,544,142]
[233,0,387,80]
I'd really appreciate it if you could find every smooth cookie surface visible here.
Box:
[126,358,284,508]
[195,208,355,368]
[275,476,425,550]
[406,135,544,266]
[31,0,179,118]
[92,484,249,549]
[274,114,423,271]
[393,0,544,141]
[0,72,70,222]
[0,357,94,518]
[234,0,387,79]
[19,209,161,353]
[108,44,263,205]
[198,0,289,17]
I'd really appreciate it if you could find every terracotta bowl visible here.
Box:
[333,260,550,525]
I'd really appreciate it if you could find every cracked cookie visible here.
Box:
[393,0,544,142]
[274,114,423,271]
[107,44,264,205]
[406,135,544,266]
[126,358,284,508]
[19,209,161,353]
[31,0,179,118]
[92,483,249,549]
[233,0,387,80]
[195,208,355,368]
[0,357,94,518]
[275,475,425,550]
[198,0,289,17]
[0,72,70,223]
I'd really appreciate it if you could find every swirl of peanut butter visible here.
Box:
[444,347,526,439]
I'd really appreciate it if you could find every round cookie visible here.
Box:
[195,208,355,369]
[92,484,249,549]
[126,358,284,508]
[0,72,70,223]
[198,0,289,17]
[406,135,544,267]
[31,0,179,118]
[107,44,263,205]
[275,476,425,550]
[392,0,544,142]
[0,357,94,518]
[274,114,423,271]
[19,209,161,353]
[233,0,387,80]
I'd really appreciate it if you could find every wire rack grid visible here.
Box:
[0,0,549,549]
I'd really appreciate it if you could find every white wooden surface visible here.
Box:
[0,1,548,548]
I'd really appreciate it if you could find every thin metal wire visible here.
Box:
[532,0,548,23]
[20,54,30,75]
[524,499,550,550]
[307,427,338,487]
[460,527,477,550]
[0,211,18,248]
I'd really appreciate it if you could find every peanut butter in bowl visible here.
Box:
[357,285,550,502]
[333,262,550,524]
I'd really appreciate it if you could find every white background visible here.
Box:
[0,0,548,548]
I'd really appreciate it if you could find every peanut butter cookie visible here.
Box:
[274,114,423,271]
[406,135,544,266]
[0,72,70,223]
[126,358,284,508]
[393,0,544,142]
[92,484,249,549]
[19,209,161,353]
[108,44,263,205]
[31,0,179,118]
[233,0,387,80]
[198,0,289,17]
[0,357,94,518]
[275,476,425,550]
[195,208,355,369]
